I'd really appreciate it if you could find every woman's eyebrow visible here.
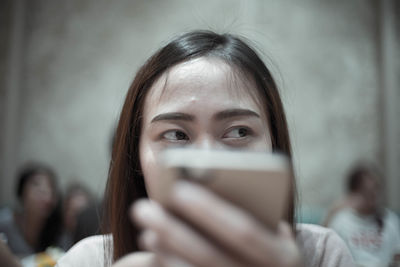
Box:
[213,108,260,120]
[151,112,195,123]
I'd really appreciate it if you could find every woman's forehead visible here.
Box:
[145,57,263,111]
[29,173,51,184]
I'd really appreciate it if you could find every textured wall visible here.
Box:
[1,0,397,217]
[0,0,12,173]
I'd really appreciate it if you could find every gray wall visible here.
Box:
[1,0,399,218]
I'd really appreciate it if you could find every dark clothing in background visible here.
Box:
[0,208,33,258]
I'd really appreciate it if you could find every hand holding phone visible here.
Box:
[152,148,291,231]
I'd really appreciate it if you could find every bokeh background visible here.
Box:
[1,0,399,222]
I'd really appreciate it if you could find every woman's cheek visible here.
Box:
[139,143,160,199]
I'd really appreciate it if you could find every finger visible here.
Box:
[138,230,159,252]
[132,200,243,267]
[152,250,196,267]
[169,180,279,264]
[277,221,294,239]
[272,222,302,267]
[112,251,158,267]
[137,234,195,267]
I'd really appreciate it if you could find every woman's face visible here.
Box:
[63,191,90,232]
[139,57,272,197]
[358,174,381,214]
[23,173,56,218]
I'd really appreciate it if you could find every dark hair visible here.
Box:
[104,30,296,262]
[347,163,380,193]
[16,164,57,200]
[15,163,63,252]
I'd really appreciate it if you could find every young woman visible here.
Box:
[0,164,62,258]
[57,30,354,267]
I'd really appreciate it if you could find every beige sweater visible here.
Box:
[56,224,355,267]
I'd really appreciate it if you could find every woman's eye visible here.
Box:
[223,127,251,139]
[162,130,189,142]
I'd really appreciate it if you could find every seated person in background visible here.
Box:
[322,171,361,227]
[327,163,400,267]
[59,183,93,250]
[57,30,354,267]
[73,201,102,244]
[0,163,63,258]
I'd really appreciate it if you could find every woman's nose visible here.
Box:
[193,135,225,150]
[192,136,224,150]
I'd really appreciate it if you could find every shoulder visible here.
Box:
[384,209,400,224]
[330,208,354,220]
[296,223,345,249]
[56,235,112,267]
[327,208,357,229]
[384,209,400,235]
[296,224,355,267]
[0,208,15,229]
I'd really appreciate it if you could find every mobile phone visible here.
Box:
[152,148,291,231]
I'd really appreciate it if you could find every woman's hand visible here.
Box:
[112,252,157,267]
[128,180,303,267]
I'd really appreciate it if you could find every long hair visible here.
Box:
[103,30,296,262]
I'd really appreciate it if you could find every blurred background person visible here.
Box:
[59,182,93,250]
[327,163,400,267]
[0,164,63,258]
[323,163,375,227]
[72,201,102,245]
